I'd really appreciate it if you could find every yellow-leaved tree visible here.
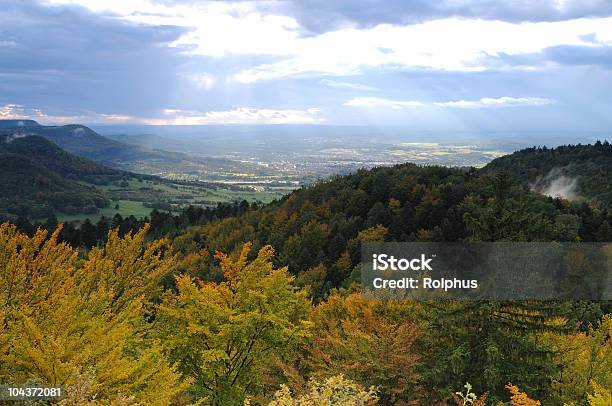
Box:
[0,223,186,405]
[586,382,612,406]
[548,315,612,405]
[156,243,312,405]
[268,375,378,406]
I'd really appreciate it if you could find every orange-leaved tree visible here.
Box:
[304,293,422,405]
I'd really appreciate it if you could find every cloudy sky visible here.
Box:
[0,0,611,130]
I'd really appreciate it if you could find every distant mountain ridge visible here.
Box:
[0,119,41,127]
[0,120,231,178]
[2,119,610,220]
[0,122,155,165]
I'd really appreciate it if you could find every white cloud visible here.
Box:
[319,79,378,91]
[44,0,300,58]
[230,17,612,82]
[345,96,555,109]
[434,96,555,108]
[146,107,324,125]
[344,97,423,109]
[1,103,323,125]
[0,103,135,124]
[190,73,217,89]
[43,1,612,83]
[0,104,29,119]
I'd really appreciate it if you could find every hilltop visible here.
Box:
[0,119,41,127]
[0,133,124,183]
[0,134,113,218]
[175,155,611,298]
[0,120,273,189]
[482,141,612,208]
[0,122,171,168]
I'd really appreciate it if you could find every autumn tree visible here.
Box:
[304,294,421,405]
[586,382,612,406]
[0,223,185,405]
[547,315,612,405]
[268,375,378,406]
[156,243,312,404]
[506,383,541,406]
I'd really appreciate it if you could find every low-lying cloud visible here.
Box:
[0,103,134,125]
[344,97,423,109]
[147,107,324,125]
[531,167,581,202]
[434,96,554,108]
[320,79,379,91]
[344,96,555,109]
[0,103,324,125]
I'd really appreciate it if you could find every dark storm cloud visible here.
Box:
[281,0,612,33]
[0,0,189,115]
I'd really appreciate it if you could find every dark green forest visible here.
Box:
[483,141,612,209]
[0,134,126,218]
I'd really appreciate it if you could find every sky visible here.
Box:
[0,0,611,131]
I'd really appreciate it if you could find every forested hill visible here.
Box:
[167,155,611,403]
[0,120,205,172]
[0,119,41,127]
[176,160,611,298]
[0,133,124,218]
[0,121,151,164]
[482,141,612,208]
[0,133,122,182]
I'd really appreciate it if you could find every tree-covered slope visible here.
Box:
[0,123,153,163]
[169,158,611,403]
[175,160,611,296]
[4,143,610,404]
[0,152,108,218]
[482,141,612,208]
[0,133,124,183]
[0,120,205,172]
[0,133,146,218]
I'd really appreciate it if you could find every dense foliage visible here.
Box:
[0,221,609,405]
[168,160,611,404]
[12,201,256,248]
[0,134,126,218]
[1,145,611,404]
[0,224,186,405]
[483,141,612,209]
[0,152,109,218]
[177,163,611,292]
